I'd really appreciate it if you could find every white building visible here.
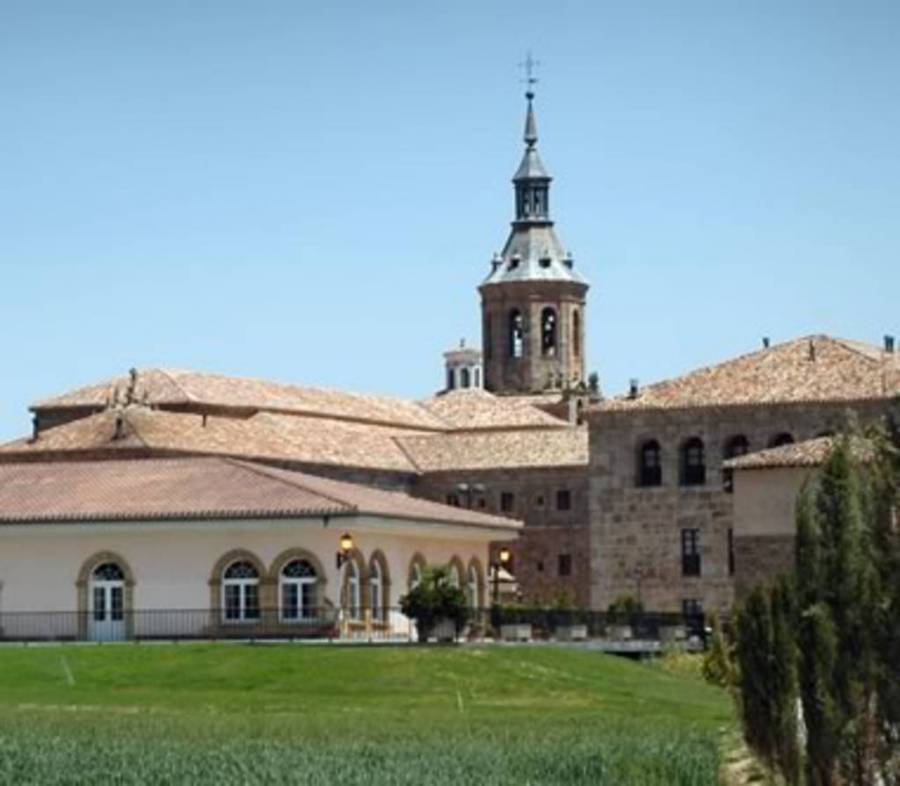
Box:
[0,457,519,641]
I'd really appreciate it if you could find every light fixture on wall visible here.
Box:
[336,533,354,569]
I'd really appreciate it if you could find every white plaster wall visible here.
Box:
[0,515,507,613]
[732,467,811,537]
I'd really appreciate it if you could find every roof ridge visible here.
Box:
[220,458,356,512]
[155,368,197,403]
[391,435,424,473]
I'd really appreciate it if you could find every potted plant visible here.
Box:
[606,595,643,640]
[399,566,469,643]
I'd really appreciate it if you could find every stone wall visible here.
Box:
[733,534,795,601]
[481,280,587,394]
[412,465,590,606]
[588,399,892,614]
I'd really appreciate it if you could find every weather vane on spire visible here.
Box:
[519,51,540,97]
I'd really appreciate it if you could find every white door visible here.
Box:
[89,563,126,642]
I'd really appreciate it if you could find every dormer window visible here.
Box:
[508,256,521,271]
[539,257,551,269]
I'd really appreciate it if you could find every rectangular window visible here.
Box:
[282,584,299,620]
[556,490,572,511]
[500,492,515,513]
[224,585,241,620]
[244,585,260,620]
[446,493,460,507]
[681,529,701,577]
[93,587,106,622]
[558,554,572,577]
[110,587,124,622]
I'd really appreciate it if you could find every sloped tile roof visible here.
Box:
[598,336,900,413]
[0,457,520,530]
[419,389,568,430]
[33,369,448,432]
[725,436,874,470]
[397,427,588,472]
[0,408,423,474]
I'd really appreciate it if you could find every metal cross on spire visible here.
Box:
[519,52,540,98]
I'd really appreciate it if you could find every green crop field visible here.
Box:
[0,644,733,785]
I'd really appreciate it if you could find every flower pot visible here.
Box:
[554,624,588,642]
[500,623,532,642]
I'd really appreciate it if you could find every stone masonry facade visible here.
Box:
[412,465,590,607]
[588,398,892,614]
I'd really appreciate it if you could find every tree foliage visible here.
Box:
[399,565,470,642]
[734,416,900,786]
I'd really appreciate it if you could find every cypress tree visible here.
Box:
[770,576,801,785]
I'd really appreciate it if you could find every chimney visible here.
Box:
[808,339,816,362]
[885,335,895,354]
[113,415,126,441]
[628,378,639,399]
[762,337,770,349]
[30,415,39,443]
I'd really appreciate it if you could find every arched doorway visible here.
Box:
[89,562,126,642]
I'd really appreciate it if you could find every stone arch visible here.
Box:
[270,547,331,611]
[208,549,270,614]
[75,551,136,640]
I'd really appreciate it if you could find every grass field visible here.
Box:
[0,643,733,785]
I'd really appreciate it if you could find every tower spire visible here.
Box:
[521,52,540,148]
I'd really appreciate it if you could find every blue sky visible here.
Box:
[1,1,898,441]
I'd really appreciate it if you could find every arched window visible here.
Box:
[722,435,750,492]
[467,563,480,610]
[223,560,260,622]
[408,556,425,590]
[460,367,471,388]
[680,437,706,486]
[448,558,464,589]
[280,559,317,621]
[638,440,662,487]
[345,558,362,621]
[473,367,481,388]
[368,553,390,623]
[509,309,524,358]
[446,368,455,391]
[541,307,557,357]
[769,432,795,448]
[573,309,581,358]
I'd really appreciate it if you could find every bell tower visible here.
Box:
[479,82,589,395]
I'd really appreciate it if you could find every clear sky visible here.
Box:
[1,0,898,442]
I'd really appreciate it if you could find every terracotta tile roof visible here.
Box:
[597,335,900,413]
[397,427,588,472]
[32,369,447,432]
[419,389,568,430]
[725,435,873,470]
[0,457,521,530]
[0,408,423,474]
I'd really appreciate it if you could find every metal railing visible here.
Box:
[0,607,706,646]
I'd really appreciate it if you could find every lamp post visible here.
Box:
[491,546,512,605]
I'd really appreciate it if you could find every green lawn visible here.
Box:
[0,643,733,785]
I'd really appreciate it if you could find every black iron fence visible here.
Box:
[0,607,706,647]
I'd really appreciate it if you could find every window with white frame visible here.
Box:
[280,559,317,621]
[222,560,260,622]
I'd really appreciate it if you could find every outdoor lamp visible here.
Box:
[336,533,354,569]
[498,547,511,566]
